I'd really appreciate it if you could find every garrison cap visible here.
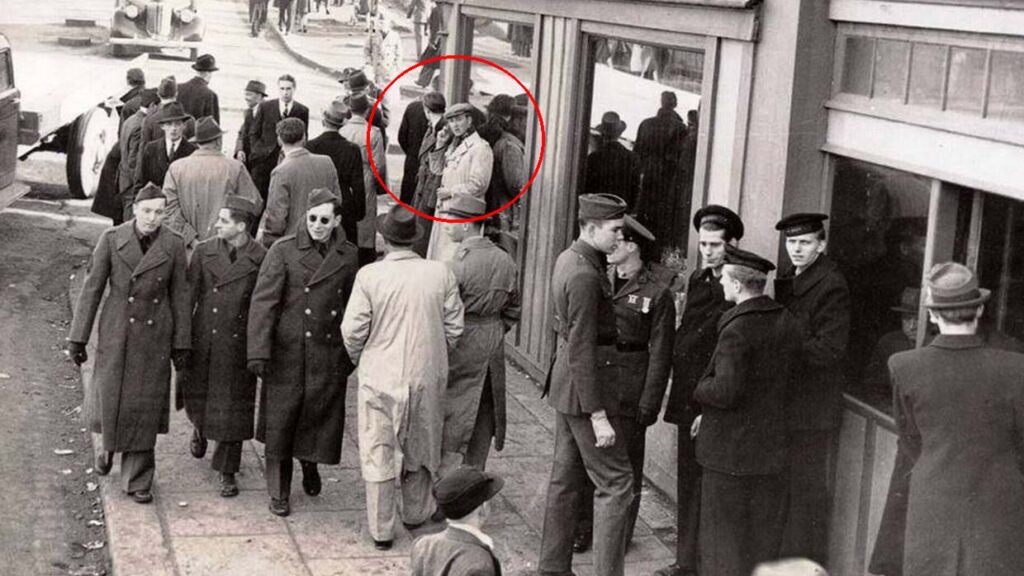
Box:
[445,195,487,219]
[135,182,166,203]
[693,204,744,240]
[433,465,504,520]
[578,193,627,221]
[724,244,775,274]
[924,261,991,309]
[775,213,828,237]
[224,195,259,218]
[244,80,267,96]
[622,214,655,244]
[306,188,338,211]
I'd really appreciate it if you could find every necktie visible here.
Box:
[284,105,290,117]
[139,234,152,254]
[228,246,238,264]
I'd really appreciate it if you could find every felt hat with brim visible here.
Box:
[323,99,351,127]
[578,193,627,221]
[345,69,371,93]
[444,102,476,120]
[775,213,828,237]
[693,204,744,240]
[189,117,226,143]
[347,93,370,116]
[724,244,775,274]
[158,103,190,124]
[924,262,991,309]
[594,111,626,136]
[224,195,259,218]
[244,80,267,96]
[444,195,487,219]
[433,466,505,520]
[622,214,655,244]
[135,182,166,203]
[192,54,218,72]
[306,188,339,211]
[376,205,424,245]
[891,287,922,315]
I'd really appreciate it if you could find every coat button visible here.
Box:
[212,307,218,314]
[326,333,332,340]
[305,331,312,338]
[153,298,159,304]
[147,319,154,326]
[304,287,310,293]
[128,296,135,303]
[213,287,218,293]
[129,317,136,324]
[330,310,337,317]
[305,309,311,315]
[212,329,218,335]
[233,333,238,339]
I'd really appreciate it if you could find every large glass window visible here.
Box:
[970,193,1024,347]
[580,36,704,269]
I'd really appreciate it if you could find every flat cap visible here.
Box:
[693,205,744,240]
[775,213,828,237]
[135,182,166,203]
[433,466,504,520]
[445,195,487,219]
[724,244,775,274]
[578,193,627,221]
[444,102,476,120]
[244,80,267,96]
[306,188,338,211]
[924,261,990,309]
[126,67,145,85]
[623,214,655,244]
[224,195,259,217]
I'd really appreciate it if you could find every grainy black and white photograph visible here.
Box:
[0,0,1022,575]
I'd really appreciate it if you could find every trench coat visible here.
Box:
[443,236,520,454]
[870,335,1024,576]
[176,76,220,124]
[181,237,266,441]
[258,148,341,247]
[428,132,493,261]
[68,223,191,452]
[339,115,385,250]
[247,227,358,463]
[341,250,464,482]
[163,148,263,246]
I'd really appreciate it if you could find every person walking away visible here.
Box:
[178,196,266,498]
[341,205,465,550]
[177,54,221,124]
[338,94,385,266]
[66,184,191,504]
[410,92,448,257]
[306,98,366,246]
[247,189,359,516]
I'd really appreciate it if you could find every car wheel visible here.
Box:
[66,106,119,199]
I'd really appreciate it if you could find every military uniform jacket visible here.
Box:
[176,76,220,123]
[133,138,196,200]
[68,223,191,452]
[664,268,733,426]
[694,295,802,475]
[182,237,266,442]
[870,335,1024,576]
[773,254,850,431]
[411,526,502,576]
[609,265,675,417]
[545,240,620,416]
[247,227,358,463]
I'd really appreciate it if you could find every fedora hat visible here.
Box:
[322,98,350,127]
[189,117,226,143]
[433,466,504,520]
[244,80,267,96]
[192,54,218,72]
[376,205,424,245]
[345,69,371,94]
[891,287,922,315]
[157,103,190,124]
[594,111,626,137]
[924,262,991,309]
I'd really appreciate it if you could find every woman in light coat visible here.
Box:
[427,103,493,262]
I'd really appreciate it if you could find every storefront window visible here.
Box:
[581,36,704,269]
[972,193,1024,348]
[988,50,1024,122]
[947,46,987,115]
[841,36,874,97]
[908,43,946,109]
[873,39,909,101]
[828,157,930,408]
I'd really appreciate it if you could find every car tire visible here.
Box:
[66,107,119,199]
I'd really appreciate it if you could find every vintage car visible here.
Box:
[109,0,206,60]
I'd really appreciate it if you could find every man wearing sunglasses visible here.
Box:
[247,188,360,517]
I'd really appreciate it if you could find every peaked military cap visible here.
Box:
[692,204,744,240]
[445,195,487,219]
[775,213,828,237]
[623,214,655,244]
[306,188,338,211]
[433,465,504,520]
[578,193,627,221]
[224,195,259,217]
[892,287,922,315]
[135,182,166,203]
[724,244,775,274]
[924,262,990,309]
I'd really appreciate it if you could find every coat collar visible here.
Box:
[114,222,171,277]
[609,264,657,299]
[203,237,261,286]
[296,227,353,286]
[446,131,485,161]
[570,239,606,275]
[455,235,494,258]
[718,294,782,330]
[383,249,420,262]
[445,524,495,551]
[779,254,838,297]
[930,333,986,350]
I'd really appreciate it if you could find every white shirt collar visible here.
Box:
[280,100,292,116]
[447,522,494,551]
[166,136,180,155]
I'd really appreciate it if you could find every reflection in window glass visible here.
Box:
[908,43,946,109]
[842,36,874,96]
[873,39,909,101]
[829,157,930,409]
[976,194,1024,349]
[988,50,1024,122]
[584,37,703,270]
[946,46,987,115]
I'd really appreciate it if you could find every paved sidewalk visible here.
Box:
[70,273,678,576]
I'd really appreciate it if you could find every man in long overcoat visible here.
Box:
[249,74,310,199]
[67,184,191,504]
[634,92,685,227]
[233,80,267,172]
[118,89,159,221]
[258,118,340,247]
[306,99,366,246]
[341,205,464,549]
[398,91,430,205]
[538,194,634,576]
[176,54,220,124]
[773,213,851,563]
[871,262,1024,576]
[583,112,641,208]
[655,204,742,576]
[140,77,196,151]
[247,189,359,517]
[163,117,262,249]
[133,104,196,202]
[693,246,801,576]
[180,196,266,498]
[438,196,520,477]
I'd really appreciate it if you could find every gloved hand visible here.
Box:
[67,341,88,366]
[171,349,192,372]
[636,409,659,428]
[591,411,616,448]
[247,360,268,378]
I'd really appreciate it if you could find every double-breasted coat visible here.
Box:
[68,223,192,452]
[443,237,520,455]
[428,132,493,262]
[133,138,196,201]
[258,148,341,247]
[176,76,220,124]
[247,227,359,463]
[870,335,1024,576]
[182,237,266,441]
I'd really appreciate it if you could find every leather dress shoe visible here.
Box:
[219,473,239,498]
[190,428,208,459]
[130,490,153,504]
[301,463,321,496]
[269,497,290,517]
[95,451,114,476]
[572,531,592,554]
[373,539,393,551]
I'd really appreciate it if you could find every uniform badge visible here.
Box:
[641,297,651,313]
[628,295,638,304]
